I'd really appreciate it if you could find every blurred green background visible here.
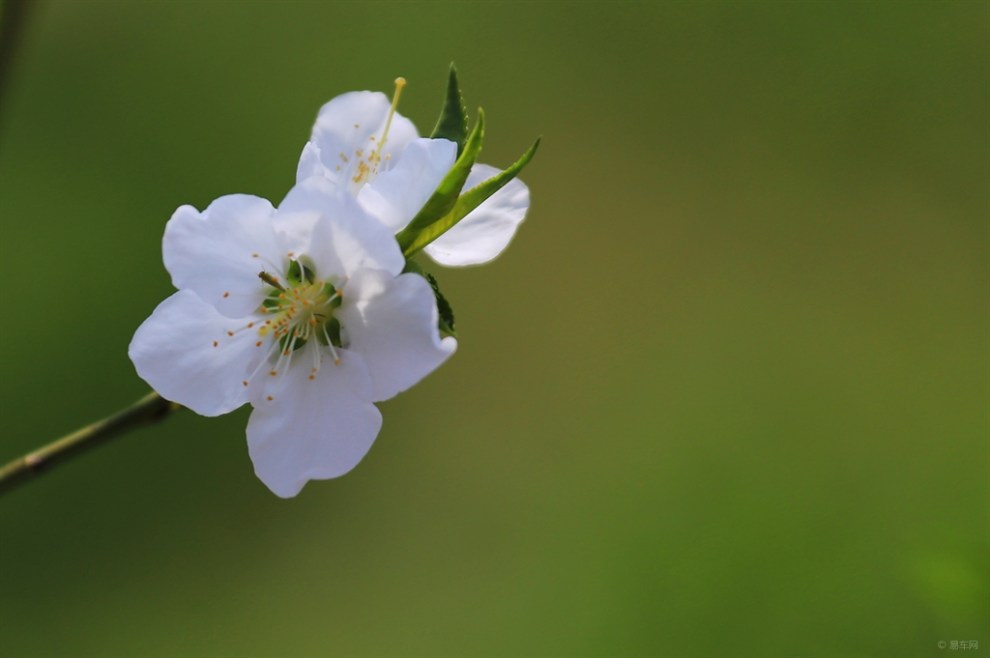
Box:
[0,2,986,656]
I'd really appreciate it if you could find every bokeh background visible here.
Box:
[0,2,987,657]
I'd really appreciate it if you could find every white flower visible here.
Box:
[128,178,456,497]
[296,82,530,266]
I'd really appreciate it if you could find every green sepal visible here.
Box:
[279,334,308,353]
[286,259,315,285]
[396,109,486,256]
[430,64,468,153]
[320,317,342,347]
[321,282,342,309]
[399,135,540,258]
[403,260,456,337]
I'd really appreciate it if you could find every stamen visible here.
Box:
[223,319,264,339]
[280,334,299,377]
[309,347,321,381]
[245,339,282,384]
[321,324,341,366]
[269,333,293,377]
[250,252,289,284]
[259,271,285,291]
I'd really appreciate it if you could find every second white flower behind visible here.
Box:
[129,177,456,497]
[296,87,531,267]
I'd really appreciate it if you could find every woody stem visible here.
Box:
[0,392,182,497]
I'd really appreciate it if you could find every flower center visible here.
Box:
[258,258,344,364]
[341,77,406,190]
[221,257,347,397]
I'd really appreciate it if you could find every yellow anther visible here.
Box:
[259,271,284,291]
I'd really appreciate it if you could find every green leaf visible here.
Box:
[396,109,486,254]
[402,259,425,276]
[399,135,540,258]
[425,272,456,337]
[430,63,468,152]
[402,260,457,337]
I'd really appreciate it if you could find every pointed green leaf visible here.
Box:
[430,64,468,152]
[424,272,456,337]
[396,109,486,254]
[399,136,540,257]
[402,260,456,337]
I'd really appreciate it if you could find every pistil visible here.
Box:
[351,77,406,186]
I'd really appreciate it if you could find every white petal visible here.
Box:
[246,348,382,498]
[279,177,405,279]
[338,269,456,402]
[424,164,530,267]
[295,141,326,183]
[129,290,264,416]
[163,195,283,317]
[357,138,457,232]
[299,91,418,185]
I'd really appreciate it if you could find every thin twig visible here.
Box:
[0,392,182,497]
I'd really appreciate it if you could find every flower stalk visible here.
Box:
[0,392,181,497]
